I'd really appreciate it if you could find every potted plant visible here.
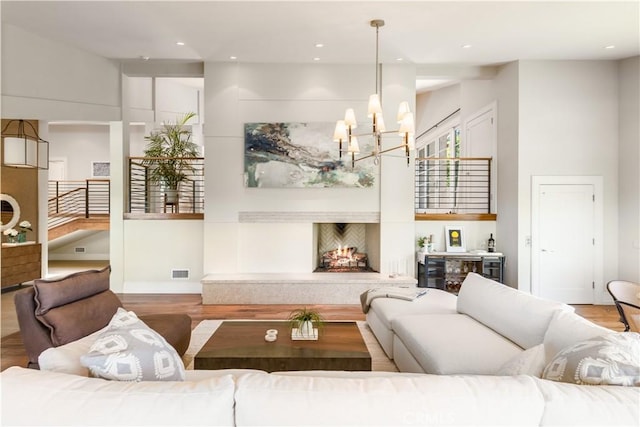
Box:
[288,307,324,340]
[143,112,200,204]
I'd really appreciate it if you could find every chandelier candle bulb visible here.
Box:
[344,109,357,128]
[368,94,382,117]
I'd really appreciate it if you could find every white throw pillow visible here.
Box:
[80,308,185,381]
[38,326,108,376]
[497,344,546,377]
[543,309,612,363]
[542,333,640,386]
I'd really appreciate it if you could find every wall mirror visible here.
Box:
[0,194,20,232]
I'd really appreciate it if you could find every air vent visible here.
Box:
[74,247,86,253]
[171,269,190,279]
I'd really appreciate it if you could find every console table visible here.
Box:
[417,252,505,292]
[1,242,42,289]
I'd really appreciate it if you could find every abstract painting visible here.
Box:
[244,122,375,188]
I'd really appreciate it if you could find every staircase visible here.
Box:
[48,180,110,240]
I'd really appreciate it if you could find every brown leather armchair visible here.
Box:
[14,265,191,369]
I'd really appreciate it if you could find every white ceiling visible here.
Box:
[2,1,638,91]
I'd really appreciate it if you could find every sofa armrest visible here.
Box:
[14,287,53,369]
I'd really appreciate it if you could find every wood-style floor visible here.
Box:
[0,290,624,372]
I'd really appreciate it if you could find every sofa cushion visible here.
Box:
[33,265,122,346]
[81,308,186,382]
[234,372,545,426]
[0,366,236,426]
[392,313,523,374]
[366,289,457,358]
[457,273,572,349]
[534,377,640,426]
[542,333,640,386]
[369,288,457,328]
[543,309,613,363]
[34,265,111,312]
[497,343,546,377]
[38,326,108,376]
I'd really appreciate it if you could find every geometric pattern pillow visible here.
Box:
[80,308,185,382]
[542,332,640,386]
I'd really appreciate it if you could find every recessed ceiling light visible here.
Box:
[313,57,320,61]
[315,43,324,48]
[461,44,472,49]
[230,56,237,60]
[396,58,404,61]
[604,45,615,49]
[176,41,185,46]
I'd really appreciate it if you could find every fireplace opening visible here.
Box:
[314,223,378,273]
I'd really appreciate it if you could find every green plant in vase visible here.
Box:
[288,307,324,340]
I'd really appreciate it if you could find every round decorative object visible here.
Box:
[0,194,20,232]
[264,334,277,342]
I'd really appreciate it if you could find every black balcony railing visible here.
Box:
[415,157,492,214]
[128,157,204,214]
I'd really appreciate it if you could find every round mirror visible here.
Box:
[0,194,21,232]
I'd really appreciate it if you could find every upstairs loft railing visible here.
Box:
[415,157,493,219]
[48,180,110,229]
[128,157,204,215]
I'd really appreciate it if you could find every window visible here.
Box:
[416,125,461,212]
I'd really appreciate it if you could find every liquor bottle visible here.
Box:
[487,234,495,252]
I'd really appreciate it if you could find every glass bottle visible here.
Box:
[488,233,495,253]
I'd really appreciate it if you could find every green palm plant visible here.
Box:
[143,112,200,193]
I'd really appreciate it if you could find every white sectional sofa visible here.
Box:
[2,366,639,426]
[366,272,614,375]
[2,272,638,426]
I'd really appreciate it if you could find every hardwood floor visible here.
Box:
[0,290,624,372]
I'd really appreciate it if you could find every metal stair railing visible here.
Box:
[48,180,110,230]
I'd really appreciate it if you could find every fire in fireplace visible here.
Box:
[315,245,375,273]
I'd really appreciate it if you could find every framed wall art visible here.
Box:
[91,161,110,178]
[243,122,375,188]
[445,226,466,252]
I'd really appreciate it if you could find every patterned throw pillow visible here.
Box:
[80,308,185,381]
[542,333,640,386]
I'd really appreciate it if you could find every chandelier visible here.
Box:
[1,119,49,169]
[333,19,415,168]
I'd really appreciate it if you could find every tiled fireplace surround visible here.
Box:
[201,212,417,304]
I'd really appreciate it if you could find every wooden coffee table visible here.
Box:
[194,320,371,372]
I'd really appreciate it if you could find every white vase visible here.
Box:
[291,320,318,340]
[300,320,315,337]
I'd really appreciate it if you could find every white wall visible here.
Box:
[49,231,110,260]
[518,60,620,302]
[1,24,121,121]
[494,62,520,287]
[48,124,110,180]
[203,62,416,276]
[617,56,640,282]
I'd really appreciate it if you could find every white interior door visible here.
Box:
[532,182,596,303]
[464,102,497,212]
[48,159,66,181]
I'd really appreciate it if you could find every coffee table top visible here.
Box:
[194,320,371,372]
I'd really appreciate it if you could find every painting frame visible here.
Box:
[445,225,466,252]
[91,161,110,178]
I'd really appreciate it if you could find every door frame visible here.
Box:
[531,175,603,303]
